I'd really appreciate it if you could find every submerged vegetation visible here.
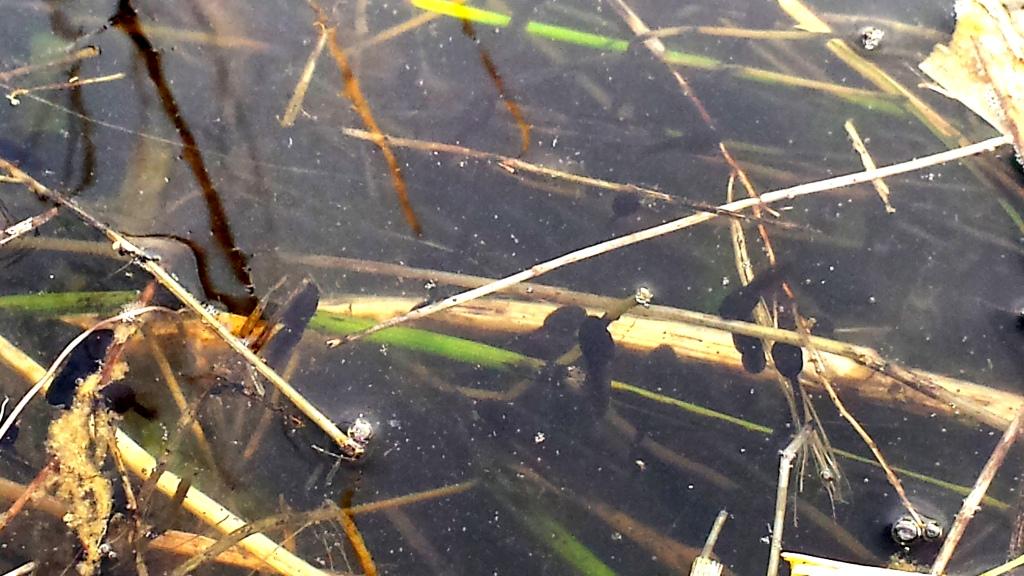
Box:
[0,0,1023,574]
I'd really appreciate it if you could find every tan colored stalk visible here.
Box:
[333,135,1010,346]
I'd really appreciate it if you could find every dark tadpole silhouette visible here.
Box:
[611,194,641,221]
[718,264,792,374]
[517,305,587,361]
[771,341,804,381]
[771,340,806,417]
[578,315,615,416]
[46,329,115,409]
[100,381,156,419]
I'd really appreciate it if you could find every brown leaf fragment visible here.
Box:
[920,0,1024,156]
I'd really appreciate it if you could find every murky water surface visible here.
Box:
[1,0,1023,574]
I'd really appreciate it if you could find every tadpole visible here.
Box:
[578,315,615,415]
[718,264,792,374]
[100,382,156,419]
[46,329,115,409]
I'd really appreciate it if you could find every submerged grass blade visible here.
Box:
[310,313,538,370]
[489,488,617,576]
[611,381,773,434]
[0,290,135,314]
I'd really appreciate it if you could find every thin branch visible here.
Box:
[0,207,59,246]
[341,127,809,230]
[844,119,895,213]
[332,135,1010,345]
[0,461,55,535]
[280,23,330,127]
[930,411,1024,574]
[6,72,126,106]
[317,7,422,235]
[0,46,99,82]
[767,426,812,576]
[797,315,923,527]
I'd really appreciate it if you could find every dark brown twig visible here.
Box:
[930,411,1024,574]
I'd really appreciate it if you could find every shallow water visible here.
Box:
[1,0,1023,574]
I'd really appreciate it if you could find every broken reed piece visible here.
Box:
[767,427,812,576]
[0,157,364,459]
[690,509,729,576]
[0,46,100,83]
[280,22,329,128]
[844,119,895,213]
[0,207,60,247]
[5,72,126,106]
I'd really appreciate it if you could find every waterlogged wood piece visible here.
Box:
[920,0,1024,153]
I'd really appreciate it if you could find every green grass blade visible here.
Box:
[0,290,136,314]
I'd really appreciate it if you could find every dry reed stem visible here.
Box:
[341,127,808,230]
[0,473,262,570]
[117,428,332,576]
[977,552,1024,576]
[796,315,924,527]
[461,19,531,156]
[515,464,709,574]
[700,510,730,558]
[344,0,468,56]
[929,410,1024,575]
[778,0,967,143]
[384,508,448,574]
[0,461,54,535]
[135,378,214,514]
[643,25,821,41]
[341,126,670,201]
[241,353,301,462]
[108,439,151,576]
[605,409,739,491]
[149,530,270,571]
[5,72,126,105]
[346,481,477,515]
[0,157,364,458]
[0,46,100,82]
[1,562,37,576]
[607,0,780,236]
[0,475,65,518]
[0,207,59,246]
[332,135,1011,345]
[844,120,895,213]
[280,23,330,127]
[607,0,781,236]
[767,426,811,576]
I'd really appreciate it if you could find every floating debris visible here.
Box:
[858,26,885,51]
